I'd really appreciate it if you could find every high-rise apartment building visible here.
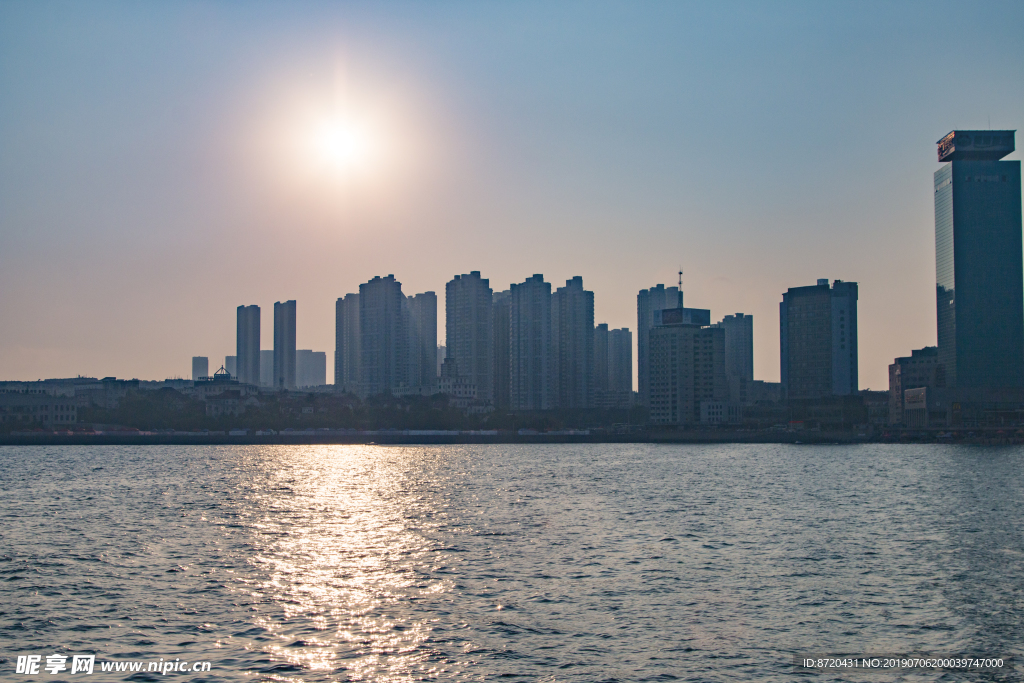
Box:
[296,349,327,388]
[608,327,632,394]
[637,284,680,406]
[552,276,594,409]
[224,356,236,377]
[334,293,360,392]
[647,316,727,425]
[273,300,297,389]
[359,275,405,396]
[260,350,274,388]
[191,356,208,381]
[713,313,754,403]
[509,275,552,410]
[236,305,260,385]
[352,276,435,396]
[714,313,753,381]
[593,323,610,395]
[405,291,438,391]
[446,272,494,403]
[780,279,858,400]
[492,290,511,410]
[593,324,633,408]
[934,130,1023,389]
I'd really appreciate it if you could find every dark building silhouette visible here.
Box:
[359,276,405,396]
[260,350,274,388]
[608,327,632,394]
[273,300,296,389]
[191,356,208,381]
[492,290,511,410]
[446,272,493,403]
[713,312,753,404]
[509,275,552,410]
[295,349,327,388]
[334,293,360,392]
[552,276,594,409]
[647,309,727,425]
[887,346,943,424]
[593,324,633,408]
[594,323,609,395]
[780,280,858,400]
[636,284,680,406]
[405,291,438,391]
[934,130,1023,388]
[352,275,436,396]
[236,305,260,385]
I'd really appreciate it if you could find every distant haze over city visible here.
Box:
[1,1,1022,388]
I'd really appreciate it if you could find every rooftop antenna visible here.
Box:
[677,268,683,308]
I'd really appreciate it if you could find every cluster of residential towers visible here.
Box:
[202,270,768,423]
[335,273,635,412]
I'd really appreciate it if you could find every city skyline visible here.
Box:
[2,128,1021,426]
[2,2,1023,387]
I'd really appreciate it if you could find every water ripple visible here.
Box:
[1,444,1023,681]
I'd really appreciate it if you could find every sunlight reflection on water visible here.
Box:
[3,443,1024,682]
[235,446,454,680]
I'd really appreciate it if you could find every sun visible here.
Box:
[313,119,372,173]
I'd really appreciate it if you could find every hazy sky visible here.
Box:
[2,1,1023,389]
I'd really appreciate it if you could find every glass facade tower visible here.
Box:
[934,130,1023,389]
